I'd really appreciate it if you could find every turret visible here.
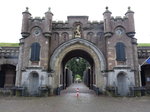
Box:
[21,7,31,38]
[125,7,135,37]
[103,7,113,37]
[43,7,53,37]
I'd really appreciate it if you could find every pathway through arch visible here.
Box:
[60,83,95,96]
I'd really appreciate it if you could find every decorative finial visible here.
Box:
[25,7,29,12]
[45,7,53,15]
[103,6,111,14]
[125,6,134,15]
[106,6,108,10]
[48,7,51,11]
[128,6,131,10]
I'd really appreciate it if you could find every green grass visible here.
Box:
[138,43,150,47]
[0,43,19,47]
[0,43,150,47]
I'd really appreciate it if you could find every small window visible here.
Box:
[30,42,40,61]
[116,42,126,61]
[87,32,94,40]
[97,32,103,40]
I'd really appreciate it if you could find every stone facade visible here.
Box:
[0,7,149,96]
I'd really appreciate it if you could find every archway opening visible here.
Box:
[65,57,91,86]
[50,38,106,95]
[0,64,16,88]
[60,49,95,90]
[141,64,150,87]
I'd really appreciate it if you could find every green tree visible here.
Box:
[75,74,81,79]
[66,57,90,78]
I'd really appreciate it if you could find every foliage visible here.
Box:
[75,74,81,79]
[0,43,19,47]
[138,43,150,47]
[66,57,90,78]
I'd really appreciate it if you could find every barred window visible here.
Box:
[30,42,40,61]
[116,42,126,61]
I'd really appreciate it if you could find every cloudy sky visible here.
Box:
[0,0,150,43]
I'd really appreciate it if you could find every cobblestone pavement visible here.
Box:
[0,83,150,112]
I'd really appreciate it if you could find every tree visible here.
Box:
[66,57,90,78]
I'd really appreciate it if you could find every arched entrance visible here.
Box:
[117,72,129,96]
[61,50,95,89]
[141,64,150,87]
[29,72,39,95]
[49,38,106,94]
[0,64,16,88]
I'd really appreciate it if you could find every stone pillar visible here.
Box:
[15,39,24,87]
[132,38,140,86]
[103,7,113,71]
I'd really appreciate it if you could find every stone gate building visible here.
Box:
[0,7,150,96]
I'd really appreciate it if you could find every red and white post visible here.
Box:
[76,88,79,97]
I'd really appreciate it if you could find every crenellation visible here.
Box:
[57,21,64,23]
[110,16,129,31]
[115,16,123,20]
[91,21,99,23]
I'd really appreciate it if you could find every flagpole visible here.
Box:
[141,56,150,66]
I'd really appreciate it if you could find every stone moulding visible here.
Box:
[50,38,106,72]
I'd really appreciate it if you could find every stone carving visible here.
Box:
[74,24,81,37]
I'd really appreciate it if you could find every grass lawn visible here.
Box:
[138,43,150,46]
[0,43,19,47]
[0,43,150,47]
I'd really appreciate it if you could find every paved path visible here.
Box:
[0,83,150,112]
[60,83,95,96]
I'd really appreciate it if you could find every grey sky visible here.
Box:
[0,0,149,43]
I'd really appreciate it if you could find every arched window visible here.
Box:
[30,42,40,61]
[61,32,69,41]
[87,32,94,41]
[97,32,103,41]
[52,32,59,41]
[116,42,126,61]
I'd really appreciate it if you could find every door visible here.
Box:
[0,71,5,88]
[117,73,128,96]
[30,73,39,95]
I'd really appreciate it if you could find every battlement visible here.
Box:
[103,7,135,37]
[0,47,19,59]
[30,17,43,22]
[21,7,135,39]
[52,19,104,30]
[67,16,88,21]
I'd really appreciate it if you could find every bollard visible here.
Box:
[76,88,79,97]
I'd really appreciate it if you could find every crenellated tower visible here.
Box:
[17,7,53,95]
[103,7,139,95]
